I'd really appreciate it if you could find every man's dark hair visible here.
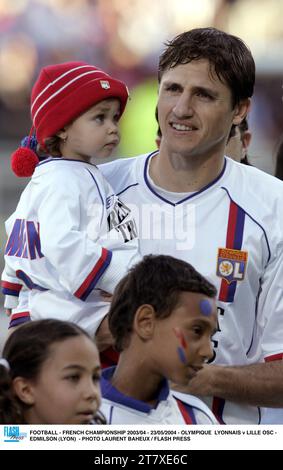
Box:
[108,255,217,352]
[158,27,255,108]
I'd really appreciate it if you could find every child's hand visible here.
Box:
[98,290,113,302]
[5,308,12,317]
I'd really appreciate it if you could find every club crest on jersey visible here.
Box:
[100,80,110,89]
[216,248,248,284]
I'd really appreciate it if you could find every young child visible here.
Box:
[100,254,219,424]
[1,61,138,338]
[0,319,105,424]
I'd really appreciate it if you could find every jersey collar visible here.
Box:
[143,152,227,206]
[101,366,170,413]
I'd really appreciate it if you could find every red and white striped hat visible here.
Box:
[31,61,128,146]
[11,61,129,177]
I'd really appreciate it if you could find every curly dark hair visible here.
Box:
[108,254,217,352]
[158,27,255,108]
[37,135,63,157]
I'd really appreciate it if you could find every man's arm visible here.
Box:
[172,361,283,407]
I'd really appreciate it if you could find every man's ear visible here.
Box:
[232,99,251,126]
[133,304,156,341]
[12,377,36,406]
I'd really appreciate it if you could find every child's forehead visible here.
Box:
[86,98,121,113]
[46,335,99,365]
[173,291,216,318]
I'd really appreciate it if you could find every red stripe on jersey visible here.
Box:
[226,201,238,248]
[265,353,283,362]
[74,247,110,299]
[10,311,30,320]
[176,399,195,424]
[218,277,229,302]
[1,281,22,291]
[218,201,239,302]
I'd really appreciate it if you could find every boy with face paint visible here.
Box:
[100,28,283,425]
[100,255,218,424]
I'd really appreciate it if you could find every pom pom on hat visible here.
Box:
[11,147,39,177]
[11,131,39,177]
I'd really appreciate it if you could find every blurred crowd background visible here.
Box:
[0,0,283,321]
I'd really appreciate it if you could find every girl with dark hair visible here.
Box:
[0,319,105,424]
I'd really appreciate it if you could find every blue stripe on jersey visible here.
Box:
[234,205,245,249]
[175,398,197,424]
[226,278,236,303]
[2,287,20,297]
[9,316,31,329]
[108,406,114,425]
[79,249,112,301]
[218,199,246,303]
[86,169,104,207]
[16,270,48,291]
[101,367,170,413]
[117,183,139,196]
[222,187,271,262]
[37,157,98,167]
[212,397,226,424]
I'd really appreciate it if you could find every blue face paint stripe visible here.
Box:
[177,346,187,364]
[199,299,212,316]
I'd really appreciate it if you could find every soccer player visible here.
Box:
[99,28,283,424]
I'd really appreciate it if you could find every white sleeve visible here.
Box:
[38,174,136,300]
[4,295,18,309]
[254,242,283,362]
[1,265,23,308]
[8,289,31,328]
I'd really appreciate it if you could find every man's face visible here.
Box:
[157,59,243,160]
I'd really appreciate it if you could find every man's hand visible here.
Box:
[171,364,216,396]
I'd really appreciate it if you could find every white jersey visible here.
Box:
[1,158,139,336]
[100,367,218,424]
[100,152,283,424]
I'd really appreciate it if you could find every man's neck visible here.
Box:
[149,149,225,193]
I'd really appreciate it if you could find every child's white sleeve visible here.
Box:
[1,265,23,309]
[38,174,138,301]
